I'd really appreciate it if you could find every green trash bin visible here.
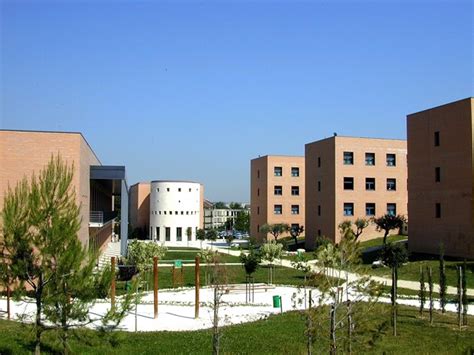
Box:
[273,295,281,308]
[125,281,131,291]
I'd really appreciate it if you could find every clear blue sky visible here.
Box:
[1,0,472,201]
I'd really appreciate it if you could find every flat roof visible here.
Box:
[151,180,201,184]
[0,129,101,164]
[305,135,406,145]
[251,154,304,161]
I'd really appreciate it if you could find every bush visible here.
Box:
[127,240,167,272]
[240,248,261,275]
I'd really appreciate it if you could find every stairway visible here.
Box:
[97,241,121,270]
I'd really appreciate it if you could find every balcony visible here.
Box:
[89,211,118,228]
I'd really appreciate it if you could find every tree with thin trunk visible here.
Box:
[419,266,426,317]
[439,244,447,313]
[381,242,408,336]
[372,214,406,245]
[209,254,228,355]
[260,240,283,285]
[427,266,434,325]
[462,259,468,326]
[289,225,304,247]
[196,228,206,249]
[457,266,462,329]
[260,223,290,242]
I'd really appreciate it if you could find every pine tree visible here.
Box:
[419,266,425,317]
[439,245,447,313]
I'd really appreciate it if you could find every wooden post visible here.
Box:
[195,256,200,318]
[111,256,116,310]
[6,283,11,320]
[153,256,158,319]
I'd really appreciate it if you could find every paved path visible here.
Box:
[210,243,474,297]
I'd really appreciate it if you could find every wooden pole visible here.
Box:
[111,256,116,310]
[153,256,158,319]
[195,256,200,318]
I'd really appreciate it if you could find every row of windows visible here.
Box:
[150,226,197,242]
[256,223,300,233]
[156,187,199,192]
[343,177,397,191]
[151,210,199,215]
[274,185,300,196]
[317,153,398,167]
[257,167,300,178]
[273,204,300,215]
[342,203,397,216]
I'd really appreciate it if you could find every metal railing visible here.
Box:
[90,211,104,225]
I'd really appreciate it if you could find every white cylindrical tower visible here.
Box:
[149,180,202,245]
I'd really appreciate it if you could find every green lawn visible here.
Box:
[358,234,408,249]
[1,304,472,354]
[160,249,240,264]
[116,264,307,295]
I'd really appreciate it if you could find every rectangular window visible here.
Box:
[435,203,441,218]
[343,152,354,165]
[343,203,354,216]
[318,157,321,167]
[274,167,282,177]
[257,206,260,215]
[274,204,282,215]
[386,154,396,166]
[344,177,354,190]
[165,227,171,241]
[188,227,193,241]
[366,177,376,190]
[365,152,375,166]
[387,178,397,191]
[291,167,300,177]
[156,227,160,241]
[318,205,321,216]
[257,170,260,179]
[318,181,321,191]
[257,188,260,196]
[178,188,181,192]
[387,203,396,216]
[435,167,441,182]
[291,205,300,215]
[291,186,299,196]
[274,185,283,195]
[366,203,376,216]
[318,229,321,236]
[434,131,440,146]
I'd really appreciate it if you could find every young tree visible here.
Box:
[229,202,243,210]
[234,210,250,233]
[372,214,406,245]
[127,240,167,273]
[260,241,283,284]
[338,219,369,241]
[381,242,408,336]
[419,266,426,317]
[427,266,434,325]
[462,260,468,326]
[213,201,228,209]
[260,223,290,242]
[457,266,462,329]
[289,225,305,247]
[439,244,447,313]
[196,228,206,249]
[353,218,370,241]
[206,229,218,249]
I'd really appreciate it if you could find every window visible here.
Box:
[169,211,172,215]
[318,205,321,216]
[365,153,375,166]
[318,181,321,191]
[387,203,396,216]
[274,205,282,215]
[343,203,354,216]
[386,154,396,166]
[188,227,192,241]
[387,178,397,191]
[274,185,283,195]
[318,229,321,236]
[291,167,300,177]
[181,211,184,215]
[435,203,441,218]
[175,211,178,215]
[178,188,181,192]
[366,203,376,216]
[257,188,260,196]
[189,188,191,192]
[274,167,282,176]
[159,211,161,215]
[291,205,299,215]
[434,131,440,146]
[344,177,354,190]
[257,224,260,233]
[157,188,159,192]
[176,227,182,241]
[291,186,299,196]
[366,177,376,190]
[257,169,260,179]
[318,157,321,167]
[165,227,171,241]
[167,188,170,192]
[257,206,260,215]
[343,152,354,165]
[435,167,441,182]
[150,226,152,238]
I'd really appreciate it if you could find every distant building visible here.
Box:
[305,136,407,248]
[203,200,249,230]
[250,155,305,241]
[0,129,129,255]
[407,98,474,258]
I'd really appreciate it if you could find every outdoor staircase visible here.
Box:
[97,241,121,270]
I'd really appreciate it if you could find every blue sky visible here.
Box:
[1,0,472,201]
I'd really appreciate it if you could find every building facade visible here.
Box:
[250,155,305,241]
[149,181,203,244]
[407,98,474,258]
[129,182,151,233]
[0,130,129,255]
[305,136,407,248]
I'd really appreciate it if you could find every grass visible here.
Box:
[0,304,472,354]
[358,234,408,249]
[116,264,307,295]
[160,249,240,264]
